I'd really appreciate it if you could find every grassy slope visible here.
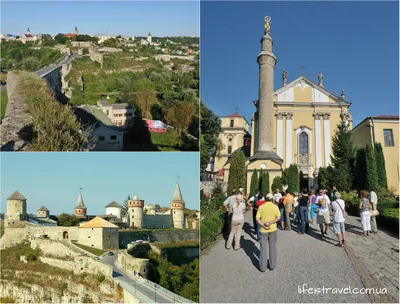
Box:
[1,91,8,120]
[71,241,108,256]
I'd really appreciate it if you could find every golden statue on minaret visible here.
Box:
[264,16,271,34]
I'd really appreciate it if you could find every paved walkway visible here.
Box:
[343,215,399,302]
[200,210,397,303]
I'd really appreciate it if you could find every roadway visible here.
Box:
[100,251,174,303]
[35,53,80,78]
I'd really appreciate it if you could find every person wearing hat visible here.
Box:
[256,193,281,271]
[226,194,246,250]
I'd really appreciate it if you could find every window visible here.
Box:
[110,135,117,140]
[228,146,232,154]
[99,136,105,141]
[383,129,394,146]
[230,119,234,127]
[299,132,309,154]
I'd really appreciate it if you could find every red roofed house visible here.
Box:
[64,26,78,39]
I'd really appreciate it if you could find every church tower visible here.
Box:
[170,183,185,229]
[74,26,78,35]
[147,32,152,43]
[251,17,283,164]
[74,190,87,217]
[128,195,144,228]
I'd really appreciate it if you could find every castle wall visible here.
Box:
[118,230,199,248]
[5,199,27,223]
[102,228,119,249]
[117,250,149,278]
[142,214,172,229]
[78,228,103,249]
[172,209,185,229]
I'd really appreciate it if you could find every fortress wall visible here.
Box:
[31,239,81,258]
[102,228,119,249]
[118,230,199,248]
[78,228,103,249]
[142,214,172,229]
[117,250,149,278]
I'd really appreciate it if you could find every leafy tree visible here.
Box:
[102,38,117,47]
[22,57,40,71]
[200,102,221,174]
[271,176,282,193]
[54,33,67,44]
[227,151,247,195]
[135,90,158,119]
[330,115,354,192]
[57,213,80,226]
[164,101,197,133]
[365,143,378,191]
[249,169,258,196]
[374,142,388,189]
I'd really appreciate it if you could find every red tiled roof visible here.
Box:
[24,34,33,38]
[223,112,241,118]
[64,33,76,38]
[371,115,399,120]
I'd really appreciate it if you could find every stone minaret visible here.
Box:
[170,183,185,229]
[256,17,276,153]
[128,195,144,228]
[74,191,87,217]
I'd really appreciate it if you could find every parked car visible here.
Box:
[107,252,114,256]
[135,240,144,244]
[95,256,100,260]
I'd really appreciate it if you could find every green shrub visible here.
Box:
[26,252,38,262]
[200,211,224,250]
[0,297,16,303]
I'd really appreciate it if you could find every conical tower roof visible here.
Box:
[75,192,87,210]
[171,183,184,204]
[7,191,26,200]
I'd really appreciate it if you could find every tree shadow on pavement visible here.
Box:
[242,238,260,269]
[243,222,258,242]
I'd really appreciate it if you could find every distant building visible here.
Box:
[147,32,152,43]
[74,191,87,218]
[4,191,28,227]
[97,100,134,128]
[351,115,399,195]
[78,216,119,249]
[64,26,78,39]
[37,206,49,218]
[105,201,123,220]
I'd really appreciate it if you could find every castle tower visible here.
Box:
[251,17,282,165]
[127,195,144,228]
[37,206,49,218]
[74,26,78,35]
[170,183,185,229]
[74,190,87,217]
[26,28,30,35]
[147,32,152,43]
[5,191,28,226]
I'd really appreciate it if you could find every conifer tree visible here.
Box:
[227,151,247,195]
[271,176,282,193]
[365,143,378,191]
[258,168,264,194]
[249,169,258,196]
[260,171,270,196]
[330,116,354,191]
[374,142,388,189]
[287,164,300,193]
[355,148,367,191]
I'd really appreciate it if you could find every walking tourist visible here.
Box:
[359,190,371,236]
[330,192,346,247]
[278,195,285,230]
[273,189,282,206]
[298,189,309,235]
[226,194,246,250]
[223,189,237,234]
[256,193,281,272]
[369,190,378,233]
[247,189,260,225]
[309,189,317,224]
[293,192,299,224]
[316,189,331,237]
[283,190,294,231]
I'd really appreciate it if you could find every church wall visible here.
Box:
[293,86,313,102]
[142,214,172,229]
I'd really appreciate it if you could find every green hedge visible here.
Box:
[376,208,399,235]
[200,211,225,250]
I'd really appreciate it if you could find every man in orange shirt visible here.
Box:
[283,190,294,231]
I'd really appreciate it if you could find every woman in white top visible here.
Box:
[226,194,246,250]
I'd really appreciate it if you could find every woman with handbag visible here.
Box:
[330,192,346,247]
[359,190,371,236]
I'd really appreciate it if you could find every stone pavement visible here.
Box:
[342,215,399,302]
[200,210,396,303]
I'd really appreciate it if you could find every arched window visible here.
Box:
[299,132,308,154]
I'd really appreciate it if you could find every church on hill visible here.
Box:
[211,17,353,190]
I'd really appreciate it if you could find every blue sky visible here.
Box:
[200,1,399,127]
[1,1,199,37]
[1,153,200,215]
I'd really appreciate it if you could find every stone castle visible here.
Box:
[1,183,189,250]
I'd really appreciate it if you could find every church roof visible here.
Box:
[274,75,352,105]
[79,216,119,228]
[7,191,26,200]
[38,206,49,212]
[75,193,87,210]
[371,115,399,120]
[222,112,242,118]
[171,183,185,203]
[105,201,123,208]
[249,151,284,165]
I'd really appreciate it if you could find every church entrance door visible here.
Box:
[300,177,309,191]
